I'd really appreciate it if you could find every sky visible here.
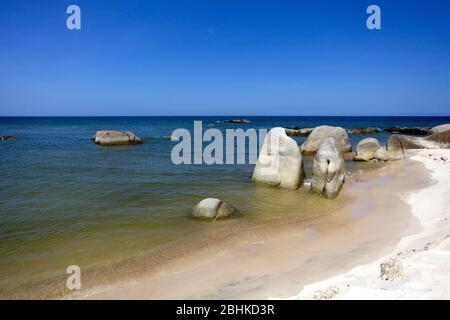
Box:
[0,0,449,116]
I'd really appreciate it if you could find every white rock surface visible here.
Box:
[301,125,351,154]
[312,137,345,199]
[354,138,381,161]
[252,127,304,189]
[430,124,450,134]
[92,131,143,146]
[192,198,237,220]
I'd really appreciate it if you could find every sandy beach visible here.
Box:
[288,149,450,300]
[64,150,450,300]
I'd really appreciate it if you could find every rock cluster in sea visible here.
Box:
[194,123,450,216]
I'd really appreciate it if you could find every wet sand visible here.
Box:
[69,159,429,300]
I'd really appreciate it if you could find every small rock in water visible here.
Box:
[192,198,237,220]
[441,156,448,161]
[91,131,143,146]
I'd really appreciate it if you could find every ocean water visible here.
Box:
[0,116,449,297]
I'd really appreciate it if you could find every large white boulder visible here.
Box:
[252,127,304,189]
[192,198,237,220]
[354,137,381,161]
[91,131,143,146]
[301,125,351,154]
[312,137,345,199]
[430,124,450,134]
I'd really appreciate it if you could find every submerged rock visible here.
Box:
[347,127,383,134]
[301,125,352,154]
[223,119,251,123]
[384,127,431,135]
[91,131,143,146]
[253,127,304,189]
[192,198,237,220]
[312,137,345,199]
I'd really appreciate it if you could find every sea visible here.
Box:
[1,116,449,298]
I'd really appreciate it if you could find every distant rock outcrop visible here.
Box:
[312,137,345,199]
[301,125,352,154]
[223,119,251,123]
[91,131,143,146]
[253,127,304,189]
[0,135,16,141]
[284,127,314,137]
[192,198,237,220]
[347,127,383,134]
[384,127,431,135]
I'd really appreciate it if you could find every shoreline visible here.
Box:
[73,156,430,300]
[287,149,450,300]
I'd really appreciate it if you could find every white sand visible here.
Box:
[284,149,450,300]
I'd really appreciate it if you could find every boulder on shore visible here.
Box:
[373,148,393,161]
[192,198,237,220]
[355,138,382,161]
[301,125,352,154]
[253,127,304,189]
[312,137,345,199]
[430,124,450,134]
[427,130,450,145]
[1,135,16,141]
[223,119,251,123]
[384,127,431,135]
[91,131,143,146]
[387,130,450,158]
[347,127,383,134]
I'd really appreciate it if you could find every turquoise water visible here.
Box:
[0,116,449,297]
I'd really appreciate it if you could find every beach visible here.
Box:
[289,149,450,300]
[1,117,449,300]
[76,150,448,300]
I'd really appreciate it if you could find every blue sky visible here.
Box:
[0,0,449,116]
